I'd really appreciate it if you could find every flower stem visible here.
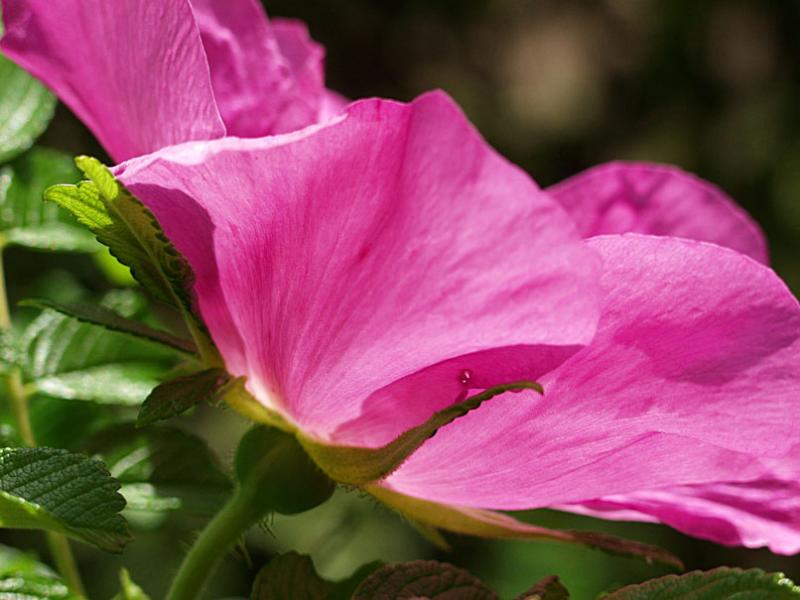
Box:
[165,482,262,600]
[0,246,86,598]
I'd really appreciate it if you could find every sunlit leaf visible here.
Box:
[0,543,79,599]
[0,55,56,163]
[0,447,130,552]
[44,157,213,358]
[34,362,164,405]
[603,568,800,599]
[0,148,97,252]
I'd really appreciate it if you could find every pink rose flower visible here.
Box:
[0,0,344,161]
[112,91,800,554]
[3,0,798,556]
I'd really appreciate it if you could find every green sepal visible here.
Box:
[0,447,131,552]
[603,568,800,599]
[235,426,334,516]
[137,368,229,427]
[220,377,295,433]
[300,380,542,486]
[368,485,683,570]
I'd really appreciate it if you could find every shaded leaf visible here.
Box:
[251,552,331,600]
[21,299,196,354]
[0,447,130,552]
[137,368,229,426]
[111,568,150,600]
[352,560,498,600]
[0,543,79,599]
[0,148,97,252]
[300,380,542,485]
[0,55,56,163]
[44,157,213,358]
[85,424,231,522]
[603,568,800,599]
[368,486,683,570]
[330,561,384,600]
[514,576,569,600]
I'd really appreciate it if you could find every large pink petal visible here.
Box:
[384,234,800,511]
[546,162,768,263]
[557,444,800,554]
[189,1,339,137]
[114,91,601,442]
[0,0,225,161]
[560,481,800,556]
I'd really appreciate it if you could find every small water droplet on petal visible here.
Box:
[459,369,472,385]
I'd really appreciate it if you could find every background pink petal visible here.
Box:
[384,234,800,512]
[115,91,601,443]
[190,1,340,137]
[546,162,768,263]
[0,0,225,161]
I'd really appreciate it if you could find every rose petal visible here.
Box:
[0,0,225,161]
[558,462,800,555]
[384,234,800,510]
[547,162,768,263]
[115,90,601,442]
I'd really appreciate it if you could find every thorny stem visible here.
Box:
[0,245,86,597]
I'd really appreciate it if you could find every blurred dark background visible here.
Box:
[5,0,800,598]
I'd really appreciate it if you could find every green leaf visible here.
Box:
[44,157,213,357]
[0,543,79,599]
[85,424,231,523]
[0,447,131,552]
[33,362,164,405]
[0,148,98,252]
[300,380,542,486]
[137,368,229,426]
[20,299,196,355]
[111,568,151,600]
[603,568,800,599]
[19,297,177,406]
[352,560,498,600]
[0,55,56,163]
[514,576,570,600]
[251,552,331,600]
[368,485,683,570]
